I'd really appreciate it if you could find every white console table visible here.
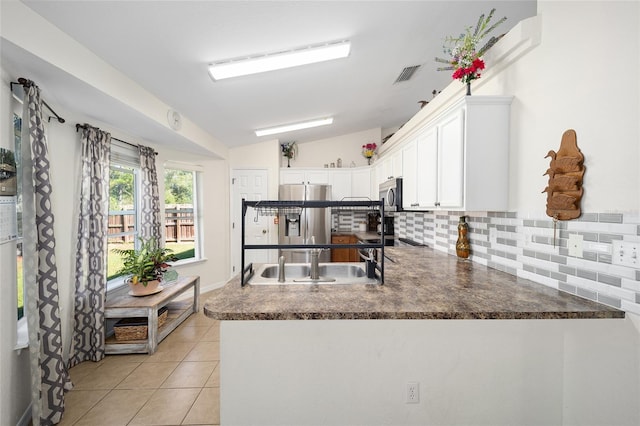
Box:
[105,275,200,354]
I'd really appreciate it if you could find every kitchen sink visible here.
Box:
[248,262,379,285]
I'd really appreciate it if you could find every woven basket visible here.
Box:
[114,306,168,341]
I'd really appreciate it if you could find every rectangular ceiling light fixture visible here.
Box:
[209,40,350,80]
[255,117,334,137]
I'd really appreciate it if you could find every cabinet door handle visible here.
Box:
[411,203,419,207]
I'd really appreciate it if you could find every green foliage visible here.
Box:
[112,237,178,285]
[164,169,193,204]
[109,168,134,209]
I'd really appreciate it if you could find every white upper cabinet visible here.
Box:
[393,95,512,211]
[436,109,464,209]
[351,168,372,199]
[329,170,351,201]
[402,127,438,209]
[280,169,330,185]
[280,167,372,201]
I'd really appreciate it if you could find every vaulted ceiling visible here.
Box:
[4,1,536,154]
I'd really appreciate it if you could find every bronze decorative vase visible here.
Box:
[456,215,470,258]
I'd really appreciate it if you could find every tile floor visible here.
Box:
[60,311,220,426]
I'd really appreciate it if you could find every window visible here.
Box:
[164,167,200,262]
[107,164,139,281]
[14,113,24,320]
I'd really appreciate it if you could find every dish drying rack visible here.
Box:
[240,199,385,286]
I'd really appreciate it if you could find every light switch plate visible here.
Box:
[568,234,584,257]
[612,240,639,268]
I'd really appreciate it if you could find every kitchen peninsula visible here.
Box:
[204,247,638,426]
[204,246,622,320]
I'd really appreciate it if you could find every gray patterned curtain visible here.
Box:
[22,81,70,426]
[138,145,161,241]
[69,125,111,367]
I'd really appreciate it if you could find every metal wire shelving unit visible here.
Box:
[240,199,385,286]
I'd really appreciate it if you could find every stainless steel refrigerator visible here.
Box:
[278,184,331,263]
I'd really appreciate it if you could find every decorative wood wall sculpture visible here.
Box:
[542,129,585,220]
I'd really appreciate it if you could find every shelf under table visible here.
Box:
[105,276,200,354]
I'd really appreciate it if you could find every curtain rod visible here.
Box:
[10,78,66,124]
[75,123,157,155]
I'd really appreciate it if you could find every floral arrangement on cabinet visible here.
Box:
[435,8,506,95]
[281,142,297,167]
[362,142,377,165]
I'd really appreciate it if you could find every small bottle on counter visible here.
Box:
[337,158,342,168]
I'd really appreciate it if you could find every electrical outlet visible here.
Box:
[406,382,419,404]
[612,240,639,268]
[568,234,584,257]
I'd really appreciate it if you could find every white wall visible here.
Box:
[221,318,640,426]
[287,127,382,168]
[479,1,639,213]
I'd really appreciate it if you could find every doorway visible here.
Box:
[230,169,275,277]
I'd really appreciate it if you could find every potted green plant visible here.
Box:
[114,237,178,296]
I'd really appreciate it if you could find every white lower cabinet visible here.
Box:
[399,95,512,211]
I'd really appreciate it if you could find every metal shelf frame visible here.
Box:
[241,199,385,286]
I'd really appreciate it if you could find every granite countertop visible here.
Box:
[203,247,624,321]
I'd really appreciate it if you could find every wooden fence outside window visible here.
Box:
[108,204,194,243]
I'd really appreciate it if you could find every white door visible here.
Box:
[231,169,272,278]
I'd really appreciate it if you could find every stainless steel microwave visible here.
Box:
[379,178,403,212]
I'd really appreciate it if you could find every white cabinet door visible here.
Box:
[280,170,306,185]
[416,127,438,208]
[351,168,371,199]
[401,140,418,209]
[280,169,330,185]
[306,170,330,185]
[330,170,352,201]
[391,150,403,178]
[437,110,464,208]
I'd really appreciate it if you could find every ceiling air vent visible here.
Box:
[394,65,421,83]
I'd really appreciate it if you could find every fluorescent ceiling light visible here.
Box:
[209,40,350,80]
[255,117,334,137]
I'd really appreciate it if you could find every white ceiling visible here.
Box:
[5,1,536,155]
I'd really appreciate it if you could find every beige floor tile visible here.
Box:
[183,341,219,362]
[161,361,217,388]
[180,313,214,327]
[116,362,179,389]
[200,324,219,342]
[204,363,219,388]
[73,361,140,390]
[57,390,109,426]
[129,388,200,425]
[68,360,102,384]
[182,388,220,425]
[100,353,149,365]
[164,325,210,344]
[146,341,196,362]
[74,389,154,426]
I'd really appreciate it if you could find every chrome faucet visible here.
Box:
[310,249,321,280]
[278,256,286,283]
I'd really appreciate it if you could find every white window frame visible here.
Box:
[163,162,204,265]
[107,142,141,292]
